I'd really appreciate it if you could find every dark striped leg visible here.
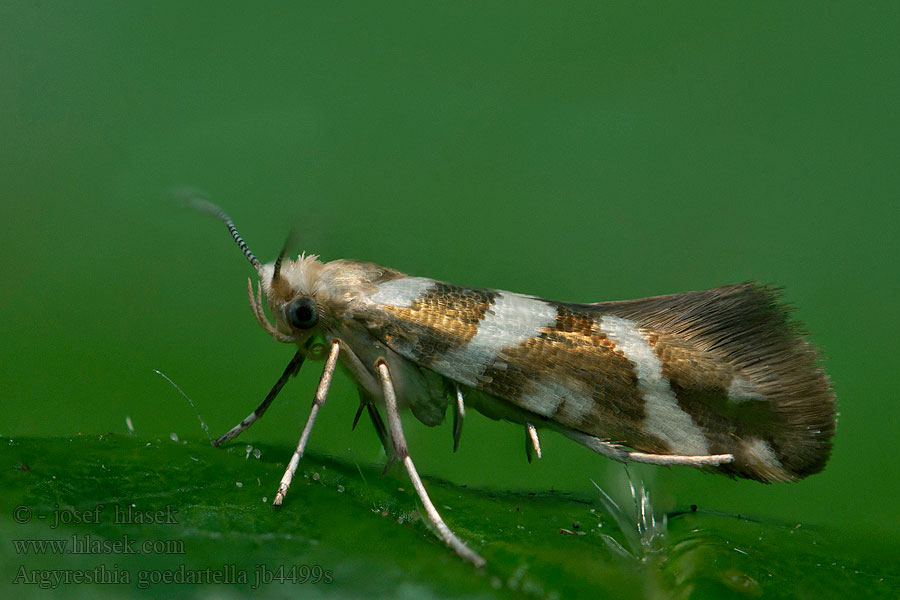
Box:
[213,350,306,446]
[353,388,391,456]
[375,360,486,568]
[273,341,341,506]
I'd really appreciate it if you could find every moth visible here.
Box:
[188,198,835,568]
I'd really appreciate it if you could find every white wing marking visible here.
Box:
[599,315,710,455]
[431,292,558,387]
[371,277,437,308]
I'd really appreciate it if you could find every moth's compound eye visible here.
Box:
[287,297,318,329]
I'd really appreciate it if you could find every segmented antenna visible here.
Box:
[272,228,302,283]
[186,195,262,271]
[272,240,289,283]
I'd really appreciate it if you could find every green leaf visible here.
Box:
[2,435,897,598]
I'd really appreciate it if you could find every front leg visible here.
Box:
[375,359,485,568]
[213,349,306,447]
[272,340,341,506]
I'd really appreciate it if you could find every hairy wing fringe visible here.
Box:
[589,283,836,480]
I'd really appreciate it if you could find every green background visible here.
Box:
[2,2,898,598]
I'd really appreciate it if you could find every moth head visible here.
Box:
[189,196,324,346]
[255,249,325,344]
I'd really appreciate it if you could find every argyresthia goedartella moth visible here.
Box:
[186,197,836,568]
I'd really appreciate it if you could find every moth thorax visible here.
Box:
[261,253,325,300]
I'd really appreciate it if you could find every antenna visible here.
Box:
[177,190,262,271]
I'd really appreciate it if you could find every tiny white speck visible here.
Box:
[125,416,134,433]
[145,442,151,447]
[253,448,261,459]
[312,472,320,481]
[190,456,199,462]
[235,481,243,488]
[169,432,179,442]
[337,485,345,493]
[262,497,268,503]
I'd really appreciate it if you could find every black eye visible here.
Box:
[287,297,318,329]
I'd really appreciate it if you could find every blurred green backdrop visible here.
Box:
[2,0,898,587]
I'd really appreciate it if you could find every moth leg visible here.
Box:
[351,397,365,430]
[525,422,542,463]
[213,349,305,447]
[337,341,392,455]
[626,452,733,467]
[375,360,486,568]
[559,429,630,461]
[452,384,465,452]
[273,340,341,506]
[335,339,382,398]
[560,429,734,467]
[366,402,390,455]
[354,388,391,456]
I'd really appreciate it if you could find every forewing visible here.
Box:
[355,277,835,482]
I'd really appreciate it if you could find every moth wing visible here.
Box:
[355,278,834,481]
